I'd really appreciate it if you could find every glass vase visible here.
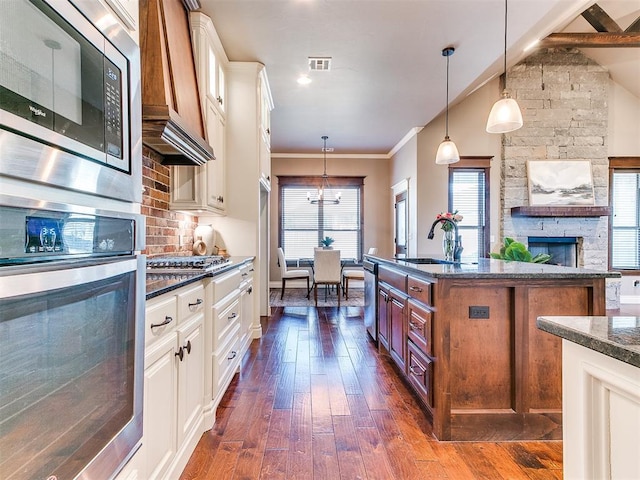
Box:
[442,229,455,261]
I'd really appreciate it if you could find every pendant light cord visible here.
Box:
[503,0,508,81]
[445,53,450,137]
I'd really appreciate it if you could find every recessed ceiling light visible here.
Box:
[297,74,312,85]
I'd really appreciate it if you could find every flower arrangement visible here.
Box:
[320,236,335,248]
[435,211,463,232]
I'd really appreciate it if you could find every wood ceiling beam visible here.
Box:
[626,15,640,33]
[539,32,640,48]
[581,4,622,33]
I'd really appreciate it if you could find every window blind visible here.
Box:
[450,169,487,261]
[611,171,640,269]
[280,184,362,261]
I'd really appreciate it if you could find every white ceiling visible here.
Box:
[198,0,640,155]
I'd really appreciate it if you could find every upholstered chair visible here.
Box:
[342,247,377,299]
[277,247,311,299]
[313,248,341,307]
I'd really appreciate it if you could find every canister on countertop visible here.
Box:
[193,224,216,255]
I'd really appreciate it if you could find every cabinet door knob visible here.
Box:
[175,346,184,361]
[247,286,253,294]
[217,95,223,105]
[184,340,192,355]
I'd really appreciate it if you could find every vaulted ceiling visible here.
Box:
[198,0,640,155]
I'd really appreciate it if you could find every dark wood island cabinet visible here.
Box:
[369,256,620,441]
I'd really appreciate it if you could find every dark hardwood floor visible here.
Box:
[181,305,564,479]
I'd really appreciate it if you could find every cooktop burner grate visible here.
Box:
[146,255,231,272]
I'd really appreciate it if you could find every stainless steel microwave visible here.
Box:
[0,0,141,203]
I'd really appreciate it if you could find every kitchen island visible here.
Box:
[367,255,620,441]
[537,315,640,479]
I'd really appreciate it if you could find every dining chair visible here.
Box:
[277,247,311,299]
[313,248,341,307]
[342,247,377,299]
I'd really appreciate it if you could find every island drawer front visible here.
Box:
[379,266,407,292]
[177,283,206,322]
[407,276,432,306]
[407,340,433,408]
[408,299,433,356]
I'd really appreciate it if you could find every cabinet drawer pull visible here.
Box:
[188,298,203,308]
[409,286,423,292]
[409,321,422,331]
[242,272,248,277]
[151,316,173,328]
[249,268,255,272]
[184,340,192,355]
[228,312,237,320]
[228,351,237,361]
[409,365,425,377]
[175,346,184,361]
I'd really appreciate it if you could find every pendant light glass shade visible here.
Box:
[435,136,460,164]
[486,0,523,134]
[486,90,523,133]
[435,47,459,165]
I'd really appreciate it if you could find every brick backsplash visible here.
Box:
[142,147,197,257]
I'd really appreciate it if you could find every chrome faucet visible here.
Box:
[427,218,463,262]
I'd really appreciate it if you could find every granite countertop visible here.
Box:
[146,256,254,299]
[367,255,621,280]
[537,316,640,368]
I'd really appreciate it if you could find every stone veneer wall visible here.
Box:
[501,48,609,271]
[142,147,197,257]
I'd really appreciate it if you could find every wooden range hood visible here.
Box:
[139,0,214,166]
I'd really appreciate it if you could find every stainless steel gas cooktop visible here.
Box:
[146,255,231,274]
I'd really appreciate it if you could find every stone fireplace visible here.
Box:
[499,48,619,306]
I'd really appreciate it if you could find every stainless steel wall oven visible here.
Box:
[0,196,145,480]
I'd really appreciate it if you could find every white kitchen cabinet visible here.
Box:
[170,12,227,215]
[239,262,255,354]
[258,70,273,190]
[143,330,178,480]
[562,340,640,479]
[141,282,206,480]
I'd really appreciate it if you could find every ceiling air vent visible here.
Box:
[308,57,332,71]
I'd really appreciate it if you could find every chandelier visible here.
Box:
[308,135,341,205]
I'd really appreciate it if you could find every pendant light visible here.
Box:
[308,135,341,204]
[486,0,523,134]
[435,47,460,165]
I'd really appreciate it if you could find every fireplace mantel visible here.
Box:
[511,206,611,217]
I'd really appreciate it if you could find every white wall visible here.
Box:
[390,135,418,256]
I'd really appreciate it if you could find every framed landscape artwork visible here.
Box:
[527,160,595,206]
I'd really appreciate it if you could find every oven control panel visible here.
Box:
[0,205,135,265]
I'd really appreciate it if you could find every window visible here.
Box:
[278,176,364,261]
[609,157,640,271]
[448,157,491,261]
